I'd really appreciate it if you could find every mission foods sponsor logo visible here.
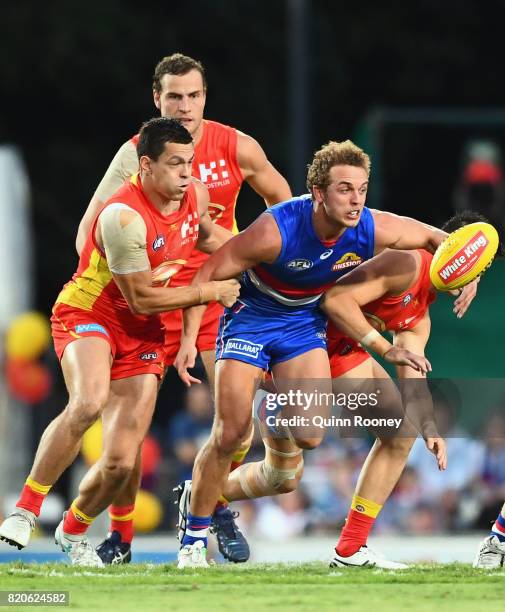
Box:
[438,231,488,284]
[331,252,362,271]
[224,338,263,359]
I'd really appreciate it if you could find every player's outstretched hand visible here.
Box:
[383,347,432,374]
[453,277,479,318]
[175,339,201,387]
[425,436,447,471]
[213,279,241,307]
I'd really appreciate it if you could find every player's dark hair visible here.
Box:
[441,210,489,233]
[137,117,193,161]
[153,53,207,93]
[442,210,504,256]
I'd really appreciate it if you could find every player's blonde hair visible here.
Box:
[306,140,371,192]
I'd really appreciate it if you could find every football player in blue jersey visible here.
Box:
[173,139,467,567]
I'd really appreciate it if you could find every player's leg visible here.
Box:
[55,373,158,566]
[0,337,111,550]
[198,345,254,562]
[331,357,411,569]
[223,437,304,501]
[474,501,505,568]
[178,358,262,568]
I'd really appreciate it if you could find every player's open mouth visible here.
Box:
[347,210,360,219]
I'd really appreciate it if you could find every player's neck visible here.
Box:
[140,174,182,215]
[191,119,205,147]
[312,202,346,242]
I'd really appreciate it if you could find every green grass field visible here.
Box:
[0,563,504,611]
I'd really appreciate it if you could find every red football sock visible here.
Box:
[109,504,135,544]
[62,502,95,536]
[336,495,383,557]
[16,478,52,516]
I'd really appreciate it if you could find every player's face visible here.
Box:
[153,70,206,139]
[316,165,369,227]
[143,142,194,201]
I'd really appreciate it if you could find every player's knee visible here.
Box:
[291,436,322,451]
[65,394,108,435]
[213,419,251,456]
[102,455,136,484]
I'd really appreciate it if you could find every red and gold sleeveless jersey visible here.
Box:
[131,119,243,287]
[327,250,436,344]
[56,175,200,333]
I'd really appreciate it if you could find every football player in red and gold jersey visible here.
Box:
[75,53,291,564]
[0,118,240,566]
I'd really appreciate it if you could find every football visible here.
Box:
[429,222,499,291]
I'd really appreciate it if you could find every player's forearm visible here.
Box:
[181,304,207,344]
[396,219,447,253]
[322,296,392,356]
[128,283,219,316]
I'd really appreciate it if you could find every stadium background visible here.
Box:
[0,0,504,562]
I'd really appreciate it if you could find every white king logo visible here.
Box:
[199,160,229,183]
[181,212,199,239]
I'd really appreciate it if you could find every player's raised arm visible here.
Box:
[320,250,430,373]
[372,210,447,254]
[76,140,139,255]
[96,205,239,315]
[237,131,292,206]
[176,212,281,385]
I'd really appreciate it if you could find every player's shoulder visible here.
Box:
[376,248,420,275]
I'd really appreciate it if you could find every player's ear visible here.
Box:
[139,155,152,175]
[312,185,324,204]
[153,89,161,111]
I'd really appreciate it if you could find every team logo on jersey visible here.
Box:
[181,212,199,240]
[140,352,158,361]
[152,235,165,251]
[403,293,412,306]
[151,259,187,287]
[320,249,333,260]
[331,252,362,271]
[198,160,230,186]
[208,202,226,222]
[286,258,313,271]
[224,338,263,359]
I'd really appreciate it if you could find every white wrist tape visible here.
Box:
[359,329,382,347]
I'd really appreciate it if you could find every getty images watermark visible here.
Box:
[261,388,403,430]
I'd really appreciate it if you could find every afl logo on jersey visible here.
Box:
[286,259,313,271]
[152,235,165,251]
[403,293,412,306]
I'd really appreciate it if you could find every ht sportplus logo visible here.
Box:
[198,160,229,184]
[181,212,199,240]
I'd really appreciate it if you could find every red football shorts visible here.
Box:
[162,301,223,366]
[51,303,166,380]
[327,333,371,378]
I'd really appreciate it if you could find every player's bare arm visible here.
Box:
[393,314,447,471]
[176,213,282,385]
[76,140,138,255]
[320,250,430,373]
[236,131,292,206]
[372,210,447,254]
[96,206,239,315]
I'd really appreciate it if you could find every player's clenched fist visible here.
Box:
[199,279,240,307]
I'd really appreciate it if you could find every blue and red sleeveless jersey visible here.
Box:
[242,195,375,310]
